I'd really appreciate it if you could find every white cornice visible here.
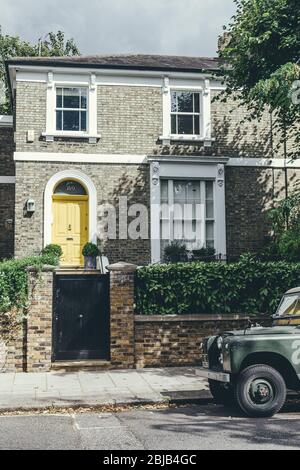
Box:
[0,115,13,127]
[14,152,148,164]
[227,158,300,168]
[9,64,219,80]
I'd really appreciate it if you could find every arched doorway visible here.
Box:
[52,180,88,266]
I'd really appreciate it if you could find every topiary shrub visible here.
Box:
[41,244,63,259]
[82,242,100,257]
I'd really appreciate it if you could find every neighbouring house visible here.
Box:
[0,53,299,266]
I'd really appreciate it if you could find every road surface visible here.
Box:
[1,402,300,450]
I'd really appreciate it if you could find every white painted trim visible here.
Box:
[0,176,15,184]
[227,158,300,168]
[14,152,300,169]
[14,152,148,164]
[44,170,97,248]
[150,160,227,263]
[0,115,13,127]
[10,64,219,80]
[45,77,98,139]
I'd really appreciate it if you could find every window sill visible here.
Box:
[159,135,215,147]
[42,132,101,144]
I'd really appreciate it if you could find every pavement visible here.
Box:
[1,403,300,450]
[0,367,210,411]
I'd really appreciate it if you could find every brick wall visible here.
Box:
[0,127,15,175]
[14,161,151,265]
[0,263,272,373]
[0,127,15,260]
[0,320,25,372]
[225,166,300,258]
[26,267,54,372]
[134,315,272,368]
[0,184,15,260]
[15,82,163,155]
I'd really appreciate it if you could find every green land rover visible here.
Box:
[198,287,300,417]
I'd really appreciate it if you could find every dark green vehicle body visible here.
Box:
[199,287,300,392]
[202,326,300,389]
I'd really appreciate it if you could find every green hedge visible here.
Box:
[0,254,58,317]
[135,255,300,316]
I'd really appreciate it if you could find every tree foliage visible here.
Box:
[0,30,80,114]
[219,0,300,159]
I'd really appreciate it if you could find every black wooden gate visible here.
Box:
[52,273,110,361]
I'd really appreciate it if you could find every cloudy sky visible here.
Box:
[1,0,236,57]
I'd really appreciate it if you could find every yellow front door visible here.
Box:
[52,195,88,266]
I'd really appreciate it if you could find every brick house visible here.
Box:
[0,54,299,266]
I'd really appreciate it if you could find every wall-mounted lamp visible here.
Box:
[26,199,36,214]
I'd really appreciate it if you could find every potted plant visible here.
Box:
[41,244,63,264]
[82,242,100,269]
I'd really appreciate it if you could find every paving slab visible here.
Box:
[0,367,208,411]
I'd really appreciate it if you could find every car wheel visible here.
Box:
[235,364,286,418]
[209,379,235,406]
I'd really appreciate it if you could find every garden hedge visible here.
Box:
[135,255,300,316]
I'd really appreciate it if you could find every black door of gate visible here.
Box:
[53,273,110,361]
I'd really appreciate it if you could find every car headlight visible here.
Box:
[217,336,223,350]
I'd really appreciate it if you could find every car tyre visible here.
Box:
[209,379,235,406]
[235,364,286,418]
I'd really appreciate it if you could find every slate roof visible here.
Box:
[6,54,222,73]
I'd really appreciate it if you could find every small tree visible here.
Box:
[262,191,300,261]
[0,30,80,114]
[219,0,300,161]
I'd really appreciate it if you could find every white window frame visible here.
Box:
[55,86,89,133]
[161,78,212,146]
[43,72,100,143]
[170,90,203,138]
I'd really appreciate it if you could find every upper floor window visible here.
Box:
[171,91,201,136]
[56,87,88,132]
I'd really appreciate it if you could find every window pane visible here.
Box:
[63,88,80,108]
[54,180,87,195]
[178,115,193,134]
[206,201,214,219]
[56,88,63,108]
[206,181,214,200]
[206,221,214,243]
[171,114,177,134]
[194,115,200,135]
[81,89,87,109]
[171,92,177,112]
[63,110,80,131]
[80,111,87,131]
[160,180,168,202]
[177,92,193,112]
[194,93,200,113]
[56,111,62,130]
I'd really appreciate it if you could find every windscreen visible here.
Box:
[274,294,300,325]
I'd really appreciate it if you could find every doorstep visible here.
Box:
[51,360,112,372]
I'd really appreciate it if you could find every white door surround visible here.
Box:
[44,169,97,247]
